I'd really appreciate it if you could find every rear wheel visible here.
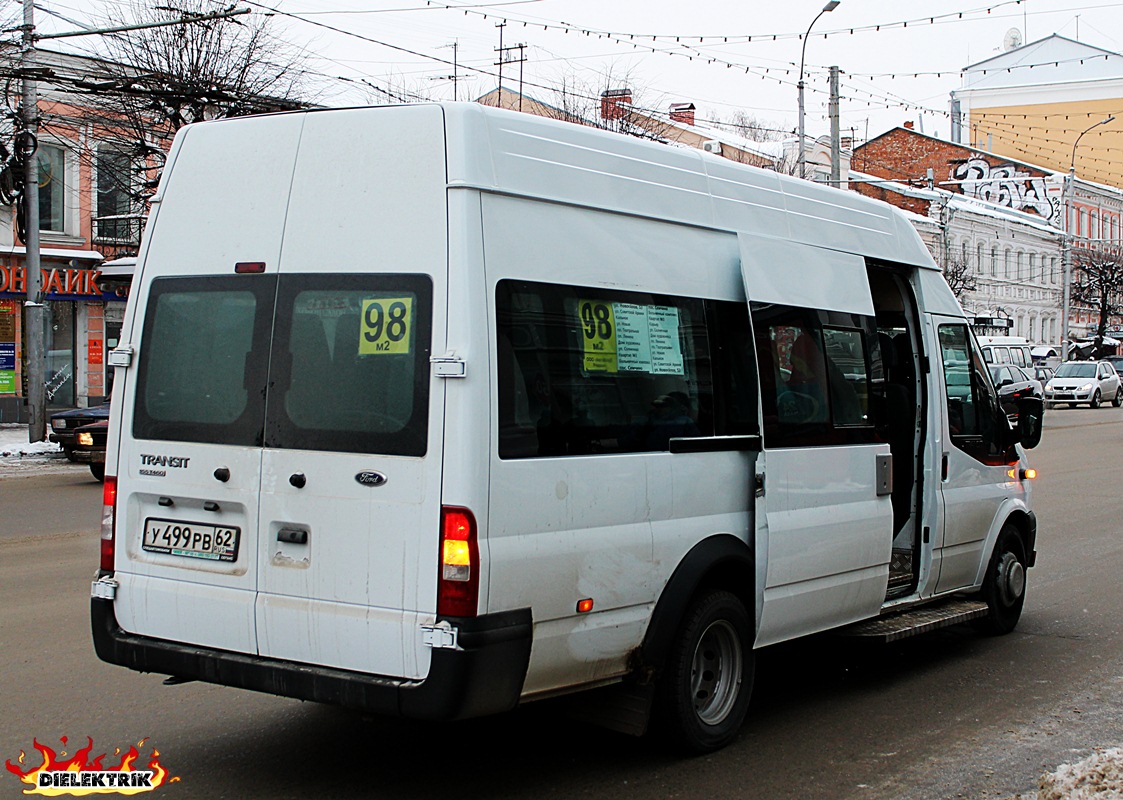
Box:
[89,462,105,482]
[1090,390,1101,408]
[1113,390,1122,408]
[655,590,754,754]
[974,523,1027,635]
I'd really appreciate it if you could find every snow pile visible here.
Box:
[1038,748,1123,800]
[0,424,62,457]
[0,424,73,474]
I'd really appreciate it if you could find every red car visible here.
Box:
[71,419,109,481]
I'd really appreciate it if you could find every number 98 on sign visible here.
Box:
[360,297,412,355]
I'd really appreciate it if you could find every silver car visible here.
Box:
[1044,360,1123,408]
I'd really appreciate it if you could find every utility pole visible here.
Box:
[21,0,45,443]
[495,26,526,111]
[829,65,840,185]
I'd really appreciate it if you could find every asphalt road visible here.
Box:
[1,408,1121,799]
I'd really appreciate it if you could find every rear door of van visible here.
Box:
[254,107,448,680]
[116,107,449,681]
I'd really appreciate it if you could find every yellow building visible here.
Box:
[952,35,1123,188]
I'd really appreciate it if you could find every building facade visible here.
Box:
[951,35,1123,188]
[0,49,148,421]
[854,125,1123,343]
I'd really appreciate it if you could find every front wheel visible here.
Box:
[655,590,754,754]
[89,462,105,482]
[1112,390,1122,408]
[1090,390,1102,408]
[974,523,1027,635]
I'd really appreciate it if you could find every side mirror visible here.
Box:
[999,379,1012,388]
[1016,396,1044,449]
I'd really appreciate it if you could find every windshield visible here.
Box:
[1054,363,1096,379]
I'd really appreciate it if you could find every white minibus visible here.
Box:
[92,103,1043,753]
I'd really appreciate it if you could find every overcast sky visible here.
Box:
[36,0,1123,143]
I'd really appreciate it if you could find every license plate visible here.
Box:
[143,518,240,562]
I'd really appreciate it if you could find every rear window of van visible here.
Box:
[133,274,432,456]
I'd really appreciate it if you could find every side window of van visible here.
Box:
[495,280,757,459]
[752,303,877,448]
[938,324,1008,465]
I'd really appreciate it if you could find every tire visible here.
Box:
[1113,390,1122,408]
[1090,390,1101,409]
[974,523,1027,635]
[655,590,754,754]
[89,462,105,482]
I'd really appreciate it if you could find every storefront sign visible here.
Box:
[0,264,125,302]
[0,370,14,393]
[0,342,14,371]
[88,339,103,365]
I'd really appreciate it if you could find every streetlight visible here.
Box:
[1061,114,1116,361]
[798,0,840,180]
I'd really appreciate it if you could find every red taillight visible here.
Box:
[437,506,478,618]
[233,261,266,274]
[100,476,117,573]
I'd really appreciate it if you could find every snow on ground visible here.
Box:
[1033,748,1123,800]
[0,423,84,476]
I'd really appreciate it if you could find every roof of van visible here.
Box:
[175,102,938,271]
[440,103,937,270]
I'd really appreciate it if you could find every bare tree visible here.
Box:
[941,253,978,299]
[726,111,783,143]
[27,1,310,255]
[1070,245,1123,355]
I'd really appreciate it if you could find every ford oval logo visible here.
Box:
[355,471,388,487]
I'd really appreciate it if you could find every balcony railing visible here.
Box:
[92,213,146,246]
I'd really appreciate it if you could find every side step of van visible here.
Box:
[838,598,989,642]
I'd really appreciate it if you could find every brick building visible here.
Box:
[854,125,1123,343]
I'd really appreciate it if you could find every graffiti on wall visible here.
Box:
[953,158,1057,221]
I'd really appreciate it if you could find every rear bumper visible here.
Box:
[91,598,532,721]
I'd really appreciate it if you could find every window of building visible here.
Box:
[1028,252,1036,282]
[1004,249,1012,279]
[991,247,998,276]
[37,144,67,234]
[95,148,136,243]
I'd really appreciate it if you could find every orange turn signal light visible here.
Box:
[576,598,594,613]
[1022,468,1037,480]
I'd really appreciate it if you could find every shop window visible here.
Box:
[45,301,75,407]
[37,144,67,234]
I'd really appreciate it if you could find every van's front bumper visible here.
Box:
[91,598,532,721]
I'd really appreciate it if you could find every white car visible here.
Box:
[1044,360,1123,408]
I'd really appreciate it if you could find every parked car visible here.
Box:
[1102,355,1123,377]
[49,402,110,458]
[1044,361,1123,408]
[71,419,108,481]
[989,364,1045,422]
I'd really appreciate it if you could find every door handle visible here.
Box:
[942,452,949,481]
[277,528,309,545]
